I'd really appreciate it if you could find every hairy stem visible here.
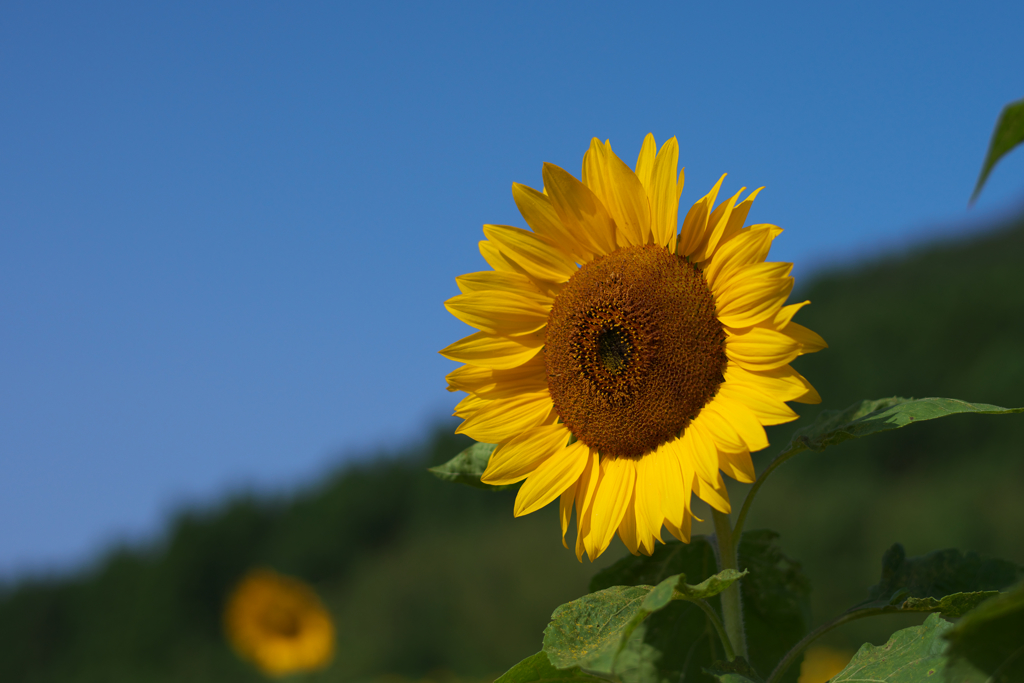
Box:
[690,597,736,662]
[712,509,748,660]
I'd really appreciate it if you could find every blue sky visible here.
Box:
[1,1,1023,578]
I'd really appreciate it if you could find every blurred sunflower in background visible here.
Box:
[798,645,854,683]
[442,135,825,560]
[224,568,335,677]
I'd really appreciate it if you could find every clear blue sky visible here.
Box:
[2,1,1023,578]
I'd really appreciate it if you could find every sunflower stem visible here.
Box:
[711,509,748,660]
[690,598,736,662]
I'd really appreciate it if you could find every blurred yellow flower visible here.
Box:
[442,135,824,560]
[798,645,853,683]
[224,568,335,677]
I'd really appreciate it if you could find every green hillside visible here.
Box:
[2,217,1023,682]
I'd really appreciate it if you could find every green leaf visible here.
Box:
[972,96,1024,203]
[863,543,1022,607]
[779,397,1023,459]
[589,532,811,681]
[495,651,610,683]
[679,569,746,600]
[831,613,953,682]
[944,581,1024,683]
[543,585,649,674]
[427,441,513,490]
[543,570,743,683]
[901,592,999,618]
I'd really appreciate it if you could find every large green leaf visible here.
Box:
[944,581,1024,683]
[427,441,513,490]
[831,613,952,682]
[778,397,1023,459]
[589,532,810,681]
[543,585,649,674]
[495,651,610,683]
[543,570,743,683]
[972,96,1024,203]
[860,543,1022,609]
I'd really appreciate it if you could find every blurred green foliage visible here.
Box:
[1,217,1023,682]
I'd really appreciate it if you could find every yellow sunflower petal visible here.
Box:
[455,390,551,443]
[444,290,550,336]
[725,326,802,370]
[656,441,693,534]
[692,404,746,453]
[703,395,770,452]
[574,448,601,561]
[719,382,799,426]
[716,259,792,293]
[784,321,828,355]
[581,139,650,248]
[724,362,821,405]
[479,239,519,273]
[587,457,636,559]
[648,137,681,250]
[635,133,657,191]
[511,182,589,262]
[634,455,664,553]
[685,418,722,486]
[774,300,809,327]
[690,188,744,263]
[483,224,577,283]
[714,262,794,329]
[543,162,617,257]
[559,482,577,549]
[514,440,590,516]
[692,470,731,514]
[703,224,783,287]
[710,187,764,257]
[617,488,640,556]
[455,270,544,295]
[445,354,546,398]
[439,330,543,369]
[677,173,726,257]
[719,449,756,484]
[481,422,571,485]
[663,512,692,544]
[453,393,489,418]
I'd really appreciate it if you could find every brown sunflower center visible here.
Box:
[544,244,726,459]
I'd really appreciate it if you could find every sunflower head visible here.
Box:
[224,568,335,677]
[442,135,826,561]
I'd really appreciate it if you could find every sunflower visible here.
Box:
[441,135,825,561]
[798,646,853,683]
[224,568,335,677]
